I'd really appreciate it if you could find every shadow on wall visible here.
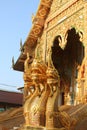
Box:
[52,27,84,87]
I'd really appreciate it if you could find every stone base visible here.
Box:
[21,126,66,130]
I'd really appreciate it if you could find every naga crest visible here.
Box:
[46,47,60,85]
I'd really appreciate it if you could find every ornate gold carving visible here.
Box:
[38,8,48,17]
[24,53,30,73]
[24,0,53,54]
[58,111,71,130]
[32,25,42,36]
[45,48,61,129]
[46,0,84,30]
[24,45,74,129]
[46,48,60,97]
[23,0,87,129]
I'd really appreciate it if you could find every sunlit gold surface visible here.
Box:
[12,0,87,130]
[23,47,68,129]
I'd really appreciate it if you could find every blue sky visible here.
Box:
[0,0,40,92]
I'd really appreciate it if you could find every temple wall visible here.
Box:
[83,1,87,102]
[39,0,84,61]
[45,0,84,60]
[48,0,70,15]
[38,0,87,104]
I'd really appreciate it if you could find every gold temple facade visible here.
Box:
[12,0,87,130]
[14,0,87,105]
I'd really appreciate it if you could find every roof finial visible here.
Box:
[31,13,35,23]
[12,56,14,68]
[20,38,24,52]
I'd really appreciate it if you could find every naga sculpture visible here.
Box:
[46,48,60,129]
[23,52,36,125]
[28,58,49,126]
[23,45,73,130]
[23,45,50,127]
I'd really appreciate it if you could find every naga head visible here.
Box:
[30,58,47,83]
[30,40,47,84]
[46,66,59,85]
[46,47,60,86]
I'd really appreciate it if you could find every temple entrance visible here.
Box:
[52,27,84,105]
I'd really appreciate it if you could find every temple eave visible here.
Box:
[13,0,53,71]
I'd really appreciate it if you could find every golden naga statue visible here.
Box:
[46,48,60,129]
[23,52,33,101]
[23,45,73,130]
